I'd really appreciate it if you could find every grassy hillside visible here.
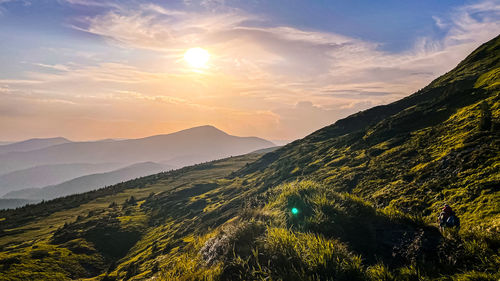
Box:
[0,154,262,280]
[0,35,498,281]
[235,34,500,232]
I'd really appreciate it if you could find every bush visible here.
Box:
[30,250,50,259]
[367,264,395,281]
[217,226,365,281]
[199,220,266,266]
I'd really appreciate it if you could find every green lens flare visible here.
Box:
[291,207,299,215]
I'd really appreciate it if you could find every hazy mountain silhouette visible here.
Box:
[0,163,125,196]
[0,198,37,210]
[0,125,274,175]
[0,137,71,155]
[3,162,174,201]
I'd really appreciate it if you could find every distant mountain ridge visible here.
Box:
[0,126,274,198]
[3,162,173,201]
[0,125,273,175]
[0,163,125,196]
[0,137,71,155]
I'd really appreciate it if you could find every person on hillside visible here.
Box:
[438,203,460,230]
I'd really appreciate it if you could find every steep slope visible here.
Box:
[0,137,71,155]
[235,34,500,230]
[0,36,498,281]
[4,162,174,201]
[0,163,125,196]
[0,126,274,175]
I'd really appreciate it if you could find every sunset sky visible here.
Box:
[1,0,499,142]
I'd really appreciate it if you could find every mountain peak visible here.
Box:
[181,125,228,135]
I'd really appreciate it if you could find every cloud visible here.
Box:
[320,90,393,98]
[0,87,280,140]
[60,0,120,8]
[442,0,500,46]
[71,1,499,91]
[0,0,30,15]
[272,100,378,137]
[33,63,70,72]
[3,0,500,140]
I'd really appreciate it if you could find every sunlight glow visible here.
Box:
[184,47,210,68]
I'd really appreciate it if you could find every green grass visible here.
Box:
[0,154,262,281]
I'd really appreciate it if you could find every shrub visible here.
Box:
[367,264,395,281]
[199,220,266,266]
[219,227,365,281]
[30,250,50,259]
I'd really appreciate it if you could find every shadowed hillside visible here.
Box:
[0,35,498,281]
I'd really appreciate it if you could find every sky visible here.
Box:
[0,0,499,142]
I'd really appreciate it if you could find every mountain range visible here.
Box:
[3,162,173,201]
[0,35,498,281]
[0,162,126,196]
[0,137,71,155]
[0,125,273,176]
[0,126,274,201]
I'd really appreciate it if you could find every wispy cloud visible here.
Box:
[0,0,30,15]
[33,63,70,72]
[2,0,500,140]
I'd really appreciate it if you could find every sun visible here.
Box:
[184,47,210,68]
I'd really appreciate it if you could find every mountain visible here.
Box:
[0,137,71,155]
[0,126,274,175]
[0,163,125,196]
[0,35,498,281]
[3,162,174,201]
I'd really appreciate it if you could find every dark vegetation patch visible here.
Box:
[52,211,143,261]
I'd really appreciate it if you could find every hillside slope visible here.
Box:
[235,34,500,230]
[0,36,498,281]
